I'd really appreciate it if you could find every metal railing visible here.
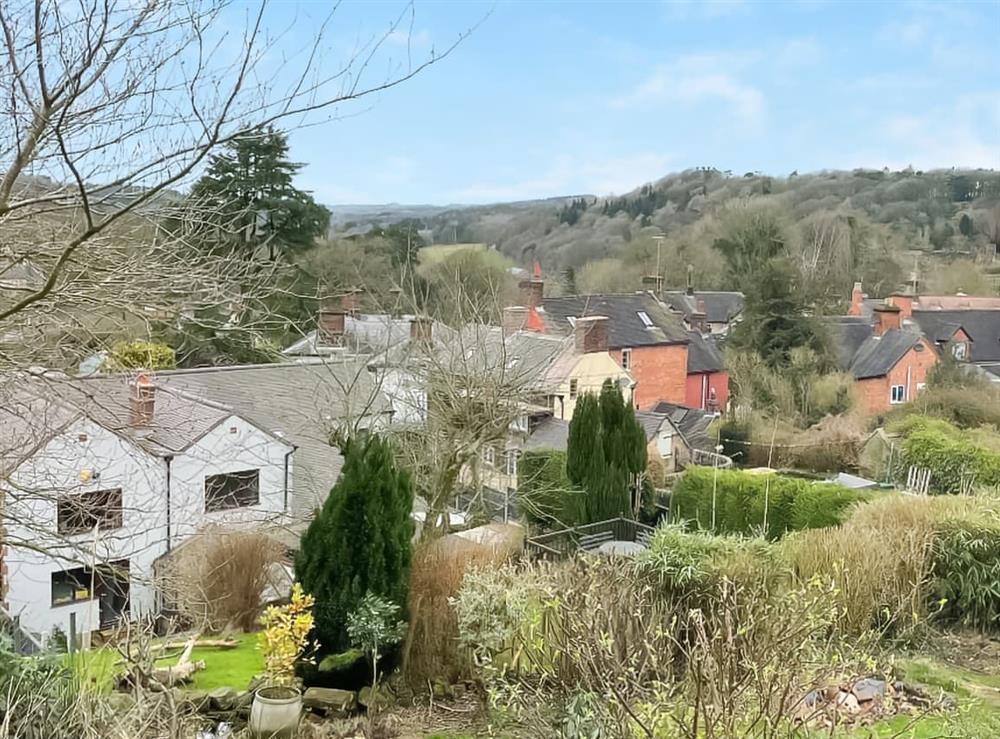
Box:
[691,448,733,468]
[0,604,44,655]
[525,517,656,560]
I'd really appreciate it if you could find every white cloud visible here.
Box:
[879,19,928,46]
[612,62,765,131]
[453,152,675,203]
[775,37,823,68]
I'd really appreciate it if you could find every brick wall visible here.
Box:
[611,344,688,408]
[685,371,730,411]
[856,340,937,413]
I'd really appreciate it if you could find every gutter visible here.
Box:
[283,446,296,514]
[164,455,173,552]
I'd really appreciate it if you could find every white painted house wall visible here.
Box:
[2,414,293,642]
[3,418,165,638]
[374,367,427,424]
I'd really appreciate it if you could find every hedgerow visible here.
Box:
[670,467,876,539]
[895,417,1000,494]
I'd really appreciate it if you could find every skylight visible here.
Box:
[637,311,654,328]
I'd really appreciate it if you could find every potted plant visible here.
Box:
[250,583,315,739]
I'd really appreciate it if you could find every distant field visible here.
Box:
[417,243,487,264]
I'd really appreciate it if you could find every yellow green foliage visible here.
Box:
[258,582,315,686]
[106,340,176,370]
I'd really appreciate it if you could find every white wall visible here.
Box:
[376,368,427,424]
[3,418,166,639]
[2,414,293,642]
[169,414,292,543]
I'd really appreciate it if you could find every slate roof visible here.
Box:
[848,329,928,380]
[911,310,1000,363]
[160,360,391,517]
[283,313,418,357]
[686,331,725,373]
[540,293,689,348]
[648,401,716,453]
[662,291,745,324]
[826,316,876,371]
[0,372,246,476]
[524,410,665,453]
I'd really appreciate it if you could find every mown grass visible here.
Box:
[154,631,261,692]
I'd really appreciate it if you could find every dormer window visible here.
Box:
[952,342,968,361]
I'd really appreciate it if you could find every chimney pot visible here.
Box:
[130,373,155,427]
[574,315,609,354]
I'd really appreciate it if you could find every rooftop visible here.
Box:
[541,292,689,347]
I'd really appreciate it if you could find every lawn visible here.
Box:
[154,631,262,692]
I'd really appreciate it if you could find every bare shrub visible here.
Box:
[403,530,519,687]
[161,527,285,633]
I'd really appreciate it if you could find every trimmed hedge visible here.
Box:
[671,467,876,540]
[898,418,1000,494]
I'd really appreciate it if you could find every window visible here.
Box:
[621,348,632,371]
[482,446,496,467]
[569,379,579,399]
[57,488,122,535]
[511,414,529,433]
[505,450,520,477]
[205,469,260,512]
[890,384,906,404]
[952,342,968,361]
[636,311,654,328]
[51,566,93,606]
[916,382,926,394]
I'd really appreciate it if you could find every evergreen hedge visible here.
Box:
[898,418,1000,494]
[670,467,876,539]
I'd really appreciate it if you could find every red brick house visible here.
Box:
[829,305,937,414]
[684,330,728,411]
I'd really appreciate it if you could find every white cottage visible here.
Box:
[0,372,296,641]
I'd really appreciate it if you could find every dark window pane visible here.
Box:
[57,489,123,534]
[205,469,260,512]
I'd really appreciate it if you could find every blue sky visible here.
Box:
[269,0,1000,205]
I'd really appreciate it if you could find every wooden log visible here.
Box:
[151,634,206,686]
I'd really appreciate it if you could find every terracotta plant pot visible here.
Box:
[249,685,302,739]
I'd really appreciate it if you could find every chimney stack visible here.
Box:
[686,264,695,296]
[691,298,708,333]
[503,306,529,336]
[574,315,609,354]
[317,303,346,346]
[847,282,865,317]
[130,373,155,427]
[887,292,914,320]
[518,264,545,310]
[873,303,902,336]
[341,289,361,317]
[410,316,433,344]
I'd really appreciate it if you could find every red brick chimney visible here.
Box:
[518,264,544,310]
[873,303,902,336]
[130,373,155,427]
[341,289,361,317]
[503,306,529,336]
[317,304,346,346]
[574,315,609,353]
[410,316,433,344]
[847,282,865,316]
[887,292,914,320]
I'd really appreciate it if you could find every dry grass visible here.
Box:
[782,495,957,637]
[159,527,285,633]
[402,526,520,687]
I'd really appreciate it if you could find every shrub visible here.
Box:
[898,418,1000,493]
[295,434,414,651]
[517,450,582,528]
[259,582,315,686]
[160,527,285,632]
[889,385,1000,429]
[106,340,176,370]
[670,467,875,539]
[932,507,1000,631]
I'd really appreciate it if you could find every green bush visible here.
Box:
[932,513,1000,631]
[670,467,875,539]
[105,339,176,370]
[518,450,582,528]
[897,418,1000,494]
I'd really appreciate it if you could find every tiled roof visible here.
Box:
[541,292,689,347]
[686,331,724,373]
[283,313,418,357]
[648,401,716,452]
[159,360,391,517]
[848,329,928,380]
[911,310,1000,363]
[524,416,569,452]
[826,316,876,371]
[662,291,745,324]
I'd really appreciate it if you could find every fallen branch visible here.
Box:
[151,633,206,686]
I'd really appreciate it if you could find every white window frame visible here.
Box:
[636,311,654,328]
[952,342,968,361]
[890,384,906,404]
[511,413,529,433]
[482,446,495,467]
[569,378,579,399]
[621,347,632,371]
[505,450,520,477]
